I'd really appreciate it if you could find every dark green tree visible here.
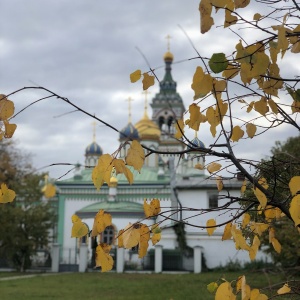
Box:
[0,140,56,272]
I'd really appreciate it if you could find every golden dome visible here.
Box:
[163,51,174,61]
[109,176,118,187]
[135,113,161,141]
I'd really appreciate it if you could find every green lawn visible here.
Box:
[0,271,297,300]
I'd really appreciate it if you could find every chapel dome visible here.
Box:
[188,137,205,150]
[135,113,161,141]
[164,51,174,61]
[119,122,140,141]
[85,141,103,156]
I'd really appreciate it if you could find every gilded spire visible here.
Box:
[142,90,151,118]
[164,34,174,61]
[126,96,133,123]
[166,34,172,51]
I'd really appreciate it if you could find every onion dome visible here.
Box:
[164,51,174,62]
[188,137,205,150]
[85,141,103,156]
[135,113,161,141]
[109,176,118,187]
[119,122,140,141]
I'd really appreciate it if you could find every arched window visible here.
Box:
[100,225,115,244]
[167,116,173,132]
[158,116,165,129]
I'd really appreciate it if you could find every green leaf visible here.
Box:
[209,53,228,74]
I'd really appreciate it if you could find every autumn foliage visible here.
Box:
[1,0,300,298]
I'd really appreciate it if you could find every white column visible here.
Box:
[194,246,202,273]
[51,243,60,272]
[155,245,163,273]
[116,247,125,273]
[79,244,88,273]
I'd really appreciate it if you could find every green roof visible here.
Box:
[58,166,169,185]
[78,201,143,213]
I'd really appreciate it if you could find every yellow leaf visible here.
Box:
[250,222,269,236]
[72,214,80,223]
[242,213,251,229]
[130,69,142,83]
[216,99,228,122]
[0,183,16,203]
[118,229,124,248]
[95,243,114,272]
[142,73,155,90]
[43,183,56,198]
[264,206,281,221]
[186,104,202,131]
[253,13,262,21]
[216,176,223,191]
[144,198,161,218]
[122,223,140,249]
[241,276,251,300]
[199,0,214,34]
[91,209,112,237]
[234,0,250,9]
[4,121,17,138]
[269,227,275,243]
[207,162,222,173]
[289,194,300,226]
[222,63,239,79]
[250,235,260,260]
[241,179,247,194]
[207,282,218,293]
[272,25,289,58]
[254,97,269,116]
[246,101,254,113]
[113,159,133,185]
[224,2,238,28]
[92,154,113,190]
[277,283,291,295]
[253,188,268,208]
[231,125,244,142]
[0,98,15,120]
[246,123,256,138]
[151,232,161,245]
[271,237,281,254]
[289,176,300,196]
[215,282,236,300]
[251,52,269,77]
[291,41,300,53]
[174,119,184,139]
[191,66,213,99]
[71,217,89,238]
[250,289,268,300]
[268,99,278,114]
[139,224,150,258]
[206,219,216,236]
[236,275,243,293]
[258,177,269,189]
[222,222,232,241]
[125,140,145,172]
[195,163,205,170]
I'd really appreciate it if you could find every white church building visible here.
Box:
[53,49,269,272]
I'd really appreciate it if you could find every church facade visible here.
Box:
[55,49,270,271]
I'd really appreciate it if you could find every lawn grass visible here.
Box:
[0,270,297,300]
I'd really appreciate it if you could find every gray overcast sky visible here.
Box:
[1,0,299,179]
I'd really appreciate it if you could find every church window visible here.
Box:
[167,116,173,132]
[209,194,218,208]
[158,116,165,129]
[100,225,115,244]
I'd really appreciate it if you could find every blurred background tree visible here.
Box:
[0,140,56,272]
